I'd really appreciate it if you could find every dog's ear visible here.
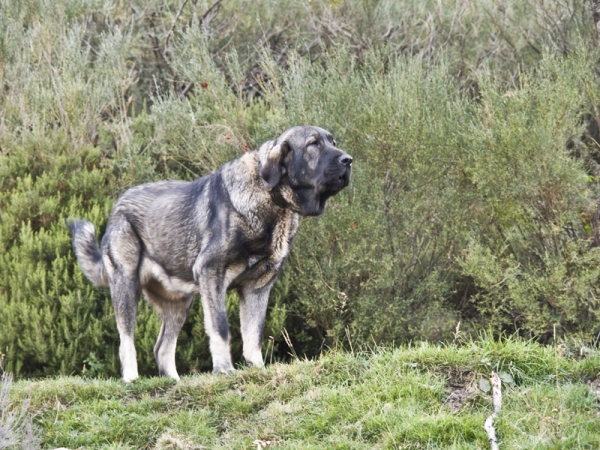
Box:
[258,138,290,189]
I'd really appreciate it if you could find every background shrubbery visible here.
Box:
[2,0,600,378]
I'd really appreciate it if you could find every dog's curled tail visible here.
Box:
[66,219,108,287]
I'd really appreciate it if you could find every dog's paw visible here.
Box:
[157,362,180,380]
[243,350,265,369]
[122,374,139,384]
[212,366,236,376]
[244,357,265,369]
[158,370,181,381]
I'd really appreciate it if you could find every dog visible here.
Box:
[68,125,352,382]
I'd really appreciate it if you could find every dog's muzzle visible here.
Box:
[337,153,352,188]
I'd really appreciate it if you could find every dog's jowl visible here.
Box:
[68,126,352,382]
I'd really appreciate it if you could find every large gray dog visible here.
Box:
[68,126,352,382]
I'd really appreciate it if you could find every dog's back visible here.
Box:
[69,179,195,286]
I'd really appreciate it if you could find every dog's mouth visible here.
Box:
[330,167,352,190]
[339,168,351,184]
[291,165,352,217]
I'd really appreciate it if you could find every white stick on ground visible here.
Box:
[483,372,502,450]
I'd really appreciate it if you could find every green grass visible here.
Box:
[6,336,600,449]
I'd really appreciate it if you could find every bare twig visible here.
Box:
[164,0,190,58]
[180,81,194,97]
[201,0,223,36]
[483,372,502,450]
[163,0,222,58]
[591,0,600,42]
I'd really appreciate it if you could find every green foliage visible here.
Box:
[458,51,600,340]
[2,0,600,377]
[251,46,600,351]
[0,0,133,377]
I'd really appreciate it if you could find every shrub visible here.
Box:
[249,46,600,350]
[0,1,131,377]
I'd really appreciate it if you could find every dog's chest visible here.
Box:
[227,211,298,290]
[250,209,298,263]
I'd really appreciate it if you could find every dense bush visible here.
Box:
[255,48,600,351]
[2,0,600,377]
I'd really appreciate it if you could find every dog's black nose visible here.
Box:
[339,155,353,166]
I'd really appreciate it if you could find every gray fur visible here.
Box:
[68,126,352,382]
[66,219,108,287]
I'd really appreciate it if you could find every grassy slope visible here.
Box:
[9,337,600,449]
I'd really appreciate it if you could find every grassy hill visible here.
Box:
[4,335,600,449]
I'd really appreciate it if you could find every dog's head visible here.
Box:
[258,126,352,216]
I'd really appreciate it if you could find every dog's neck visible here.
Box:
[270,182,305,213]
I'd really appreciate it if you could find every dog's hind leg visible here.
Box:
[104,219,143,383]
[152,295,194,380]
[109,273,141,383]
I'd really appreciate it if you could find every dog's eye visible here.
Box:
[308,140,319,147]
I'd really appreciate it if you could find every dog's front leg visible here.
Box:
[194,256,235,374]
[238,282,273,368]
